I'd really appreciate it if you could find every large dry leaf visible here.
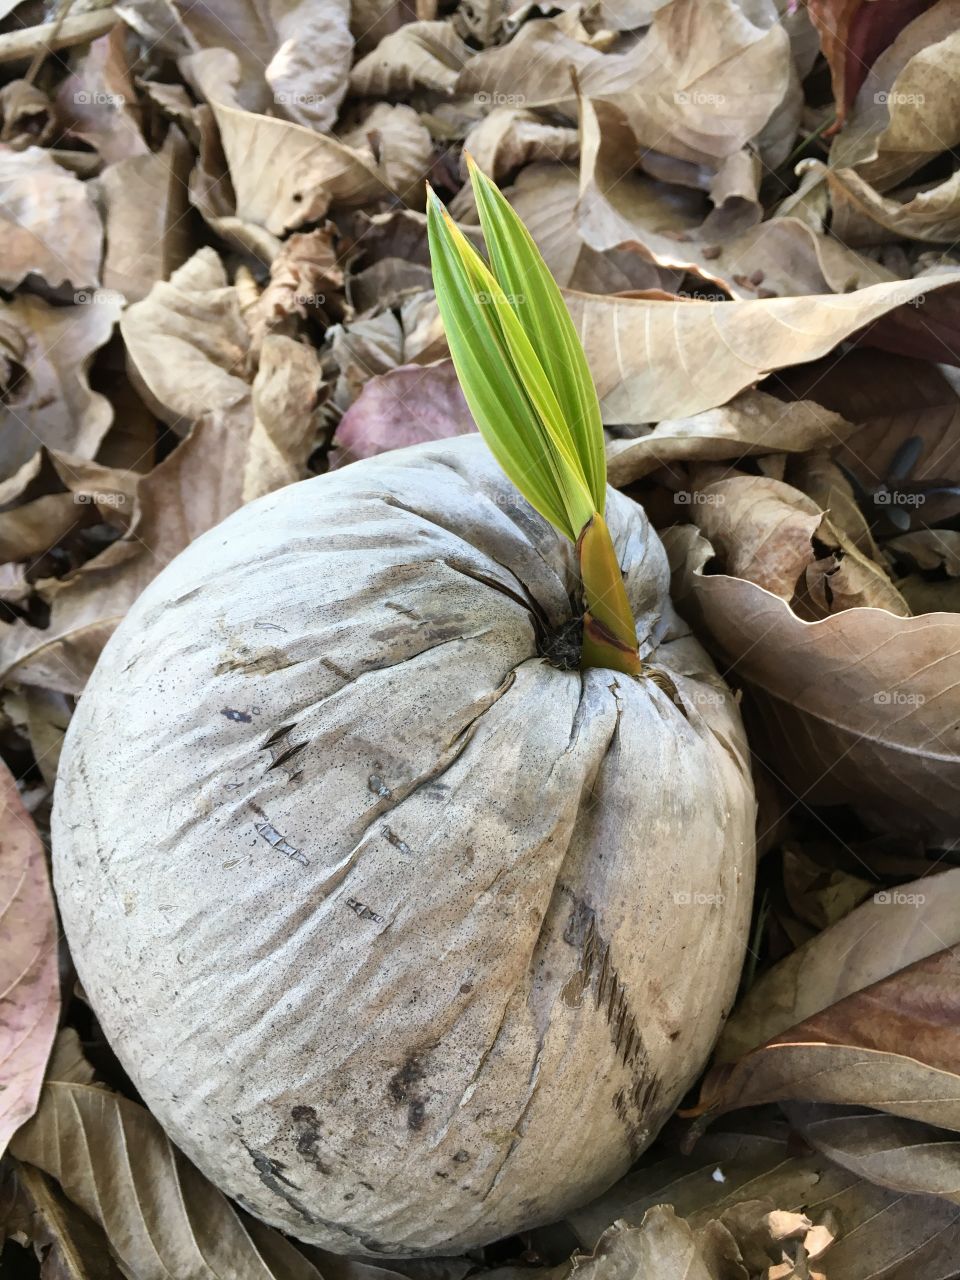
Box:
[0,760,59,1156]
[716,867,960,1061]
[248,224,344,349]
[0,147,102,291]
[607,393,859,487]
[0,292,121,483]
[10,1043,327,1280]
[53,27,149,165]
[668,531,960,834]
[693,947,960,1135]
[330,359,475,467]
[565,271,960,424]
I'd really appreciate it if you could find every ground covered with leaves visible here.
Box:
[0,0,959,1277]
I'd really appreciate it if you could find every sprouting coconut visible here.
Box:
[53,164,755,1257]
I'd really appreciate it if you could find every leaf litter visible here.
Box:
[1,0,960,1276]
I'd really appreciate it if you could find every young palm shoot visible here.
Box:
[426,159,641,677]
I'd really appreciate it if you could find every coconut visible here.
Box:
[53,435,755,1257]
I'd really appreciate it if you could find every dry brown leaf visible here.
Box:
[330,359,475,467]
[120,246,251,431]
[667,529,960,834]
[350,20,471,97]
[887,530,960,575]
[0,412,248,694]
[607,394,859,488]
[53,26,148,164]
[782,846,875,932]
[0,146,102,291]
[245,334,324,501]
[250,224,344,347]
[96,126,194,303]
[716,867,960,1062]
[694,947,960,1135]
[0,1160,122,1279]
[9,1038,328,1280]
[462,107,578,182]
[211,98,394,236]
[0,80,55,150]
[565,271,960,424]
[806,0,937,129]
[508,165,683,295]
[786,1104,960,1206]
[829,2,960,188]
[824,164,960,245]
[128,0,353,132]
[341,102,433,206]
[0,760,59,1155]
[0,292,121,483]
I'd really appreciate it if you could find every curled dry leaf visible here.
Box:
[693,946,960,1136]
[462,107,578,183]
[0,292,121,483]
[806,0,938,129]
[717,866,960,1060]
[341,102,433,206]
[330,359,476,467]
[607,393,859,489]
[120,246,252,431]
[667,528,960,834]
[687,474,910,617]
[350,20,471,97]
[824,163,960,245]
[785,1103,960,1207]
[0,146,102,291]
[9,1033,328,1280]
[249,224,344,348]
[829,0,960,187]
[0,760,59,1155]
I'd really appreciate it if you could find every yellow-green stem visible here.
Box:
[576,514,641,676]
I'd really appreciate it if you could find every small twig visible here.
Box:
[0,7,117,67]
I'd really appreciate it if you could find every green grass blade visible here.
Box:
[427,189,594,540]
[467,156,607,514]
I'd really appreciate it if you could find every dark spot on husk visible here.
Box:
[388,1056,428,1131]
[291,1105,332,1175]
[221,707,252,722]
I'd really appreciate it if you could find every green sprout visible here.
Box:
[426,157,641,677]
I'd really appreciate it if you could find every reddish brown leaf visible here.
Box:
[0,760,59,1155]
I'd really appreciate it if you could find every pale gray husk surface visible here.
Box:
[53,435,755,1256]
